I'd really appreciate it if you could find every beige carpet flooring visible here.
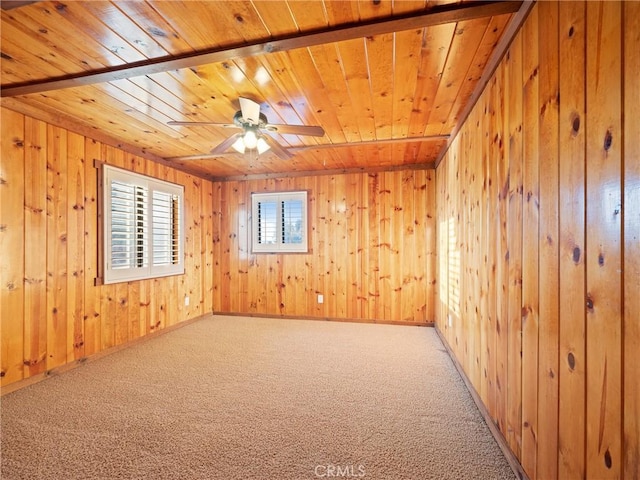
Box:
[1,315,515,480]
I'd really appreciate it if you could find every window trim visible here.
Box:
[102,164,185,284]
[251,190,309,253]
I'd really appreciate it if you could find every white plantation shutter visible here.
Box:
[104,165,184,284]
[281,197,304,245]
[256,197,278,245]
[252,191,308,253]
[110,180,149,269]
[152,190,181,269]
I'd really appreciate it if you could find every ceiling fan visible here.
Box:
[168,97,325,160]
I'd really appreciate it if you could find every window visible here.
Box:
[252,191,308,253]
[103,165,184,284]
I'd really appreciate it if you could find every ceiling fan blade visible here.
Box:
[239,97,261,125]
[168,121,241,129]
[211,133,243,154]
[262,135,293,160]
[264,124,325,137]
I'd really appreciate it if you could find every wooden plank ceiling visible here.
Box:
[0,0,524,180]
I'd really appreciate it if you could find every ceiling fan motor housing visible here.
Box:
[233,110,269,128]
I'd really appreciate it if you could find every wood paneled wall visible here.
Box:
[435,2,639,479]
[1,109,437,389]
[0,107,214,387]
[211,170,436,324]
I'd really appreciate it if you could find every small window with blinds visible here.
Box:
[103,165,184,284]
[252,191,308,253]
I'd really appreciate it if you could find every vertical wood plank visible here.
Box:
[623,3,640,478]
[246,179,259,315]
[536,2,560,477]
[380,172,392,321]
[0,109,25,385]
[326,175,337,318]
[201,179,214,314]
[401,171,415,321]
[368,173,381,320]
[466,117,482,389]
[494,60,509,436]
[83,138,101,356]
[460,127,472,373]
[304,175,316,315]
[586,2,623,478]
[127,279,141,341]
[415,170,429,322]
[346,173,359,319]
[23,116,48,377]
[46,125,68,370]
[192,175,204,318]
[316,175,328,317]
[558,2,587,478]
[506,32,524,459]
[435,165,447,330]
[235,181,247,315]
[358,173,370,320]
[66,132,85,360]
[212,182,222,312]
[521,4,540,477]
[485,83,498,421]
[219,181,231,313]
[334,174,347,318]
[391,171,403,321]
[478,101,491,407]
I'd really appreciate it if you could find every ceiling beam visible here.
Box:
[1,0,522,97]
[0,1,40,11]
[209,162,437,183]
[167,135,450,162]
[288,135,449,152]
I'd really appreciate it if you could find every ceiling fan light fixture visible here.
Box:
[231,136,246,154]
[231,130,271,155]
[243,129,258,149]
[174,97,322,159]
[256,137,270,155]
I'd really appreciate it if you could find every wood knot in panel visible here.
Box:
[604,130,613,151]
[571,113,581,136]
[572,246,581,264]
[586,294,594,311]
[567,352,576,371]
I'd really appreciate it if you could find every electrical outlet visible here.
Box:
[448,314,452,327]
[317,294,324,304]
[184,296,190,306]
